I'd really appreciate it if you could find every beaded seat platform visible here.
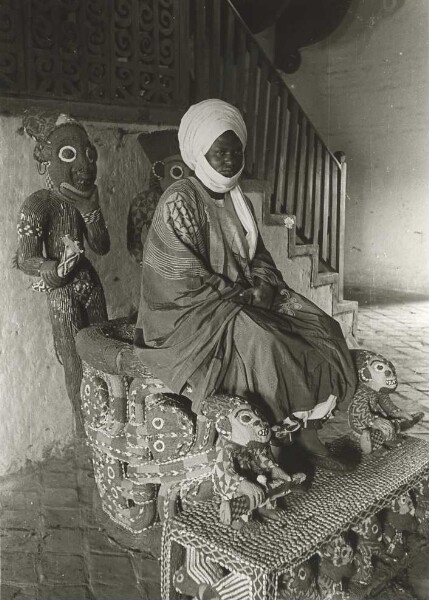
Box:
[162,436,429,600]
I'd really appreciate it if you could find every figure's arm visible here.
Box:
[213,446,265,508]
[377,394,412,420]
[59,185,110,256]
[16,192,64,289]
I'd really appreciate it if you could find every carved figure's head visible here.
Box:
[352,349,397,393]
[23,112,97,198]
[138,130,191,191]
[201,394,271,447]
[319,533,354,567]
[281,561,315,595]
[352,514,383,543]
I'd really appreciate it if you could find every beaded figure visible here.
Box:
[348,349,423,453]
[350,514,383,586]
[278,560,318,600]
[382,492,418,561]
[127,130,191,265]
[316,533,355,600]
[202,394,306,530]
[15,112,109,432]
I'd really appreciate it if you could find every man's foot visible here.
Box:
[296,427,330,456]
[297,428,353,472]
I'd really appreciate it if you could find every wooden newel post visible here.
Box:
[335,151,347,302]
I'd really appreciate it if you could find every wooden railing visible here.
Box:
[184,0,347,291]
[0,0,346,292]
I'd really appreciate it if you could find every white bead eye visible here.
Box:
[153,440,165,453]
[59,145,77,162]
[170,164,184,180]
[152,417,164,430]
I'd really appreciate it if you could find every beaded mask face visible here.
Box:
[353,350,397,393]
[42,124,97,198]
[225,405,271,446]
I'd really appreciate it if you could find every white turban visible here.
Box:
[178,99,257,260]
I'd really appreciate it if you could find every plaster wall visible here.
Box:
[278,0,429,294]
[0,114,159,475]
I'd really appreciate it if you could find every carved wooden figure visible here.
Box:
[348,349,424,454]
[15,112,109,432]
[127,129,191,265]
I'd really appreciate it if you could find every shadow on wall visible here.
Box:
[320,0,406,48]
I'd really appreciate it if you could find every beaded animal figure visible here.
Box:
[382,493,418,562]
[348,349,424,454]
[127,130,191,265]
[317,533,355,600]
[15,112,109,432]
[202,394,306,530]
[350,514,383,585]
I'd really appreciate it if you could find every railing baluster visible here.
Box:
[235,25,248,110]
[195,1,209,101]
[321,151,330,262]
[330,160,339,270]
[223,4,236,102]
[304,127,315,241]
[244,44,259,175]
[285,98,299,215]
[210,0,222,97]
[295,115,308,230]
[274,88,290,213]
[337,153,347,299]
[255,61,270,180]
[265,78,280,198]
[313,139,322,248]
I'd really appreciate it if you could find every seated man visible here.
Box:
[134,99,357,471]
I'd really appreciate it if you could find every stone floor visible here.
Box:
[1,291,428,600]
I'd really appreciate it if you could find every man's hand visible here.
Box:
[238,281,274,309]
[237,480,265,510]
[372,417,395,440]
[59,183,100,215]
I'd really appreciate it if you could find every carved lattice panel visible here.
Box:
[0,0,25,94]
[0,0,186,108]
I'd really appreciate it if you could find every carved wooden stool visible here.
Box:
[161,436,429,600]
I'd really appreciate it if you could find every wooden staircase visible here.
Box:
[185,0,358,341]
[0,0,358,340]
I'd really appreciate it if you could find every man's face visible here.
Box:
[46,124,97,197]
[205,130,244,177]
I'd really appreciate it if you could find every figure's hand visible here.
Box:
[372,417,395,440]
[59,183,100,215]
[237,480,265,510]
[396,409,414,421]
[57,239,82,278]
[271,467,292,483]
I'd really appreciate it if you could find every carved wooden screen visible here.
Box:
[0,0,188,115]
